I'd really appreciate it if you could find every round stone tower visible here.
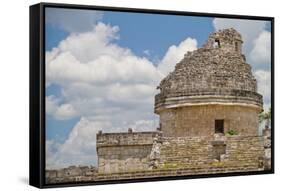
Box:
[155,28,263,137]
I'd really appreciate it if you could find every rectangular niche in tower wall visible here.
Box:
[214,39,221,48]
[235,41,239,51]
[215,119,224,134]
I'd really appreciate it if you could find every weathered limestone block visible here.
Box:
[149,134,163,169]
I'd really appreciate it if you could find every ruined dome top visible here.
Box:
[155,28,262,113]
[203,28,243,49]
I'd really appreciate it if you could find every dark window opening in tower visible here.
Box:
[215,119,224,134]
[235,41,238,51]
[214,39,220,48]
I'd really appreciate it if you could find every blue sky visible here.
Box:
[102,12,213,60]
[45,7,271,169]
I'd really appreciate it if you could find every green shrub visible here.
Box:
[227,129,238,136]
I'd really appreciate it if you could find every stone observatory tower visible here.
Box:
[155,28,263,137]
[94,28,267,179]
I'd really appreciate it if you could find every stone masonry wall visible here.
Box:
[46,166,97,184]
[46,135,266,183]
[263,127,271,170]
[159,104,259,137]
[158,136,265,171]
[96,135,265,181]
[96,131,159,173]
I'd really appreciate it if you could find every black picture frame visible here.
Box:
[30,2,274,188]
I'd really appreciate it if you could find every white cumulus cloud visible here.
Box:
[254,70,271,109]
[46,118,109,169]
[250,30,271,68]
[46,23,162,86]
[46,95,78,120]
[46,95,59,115]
